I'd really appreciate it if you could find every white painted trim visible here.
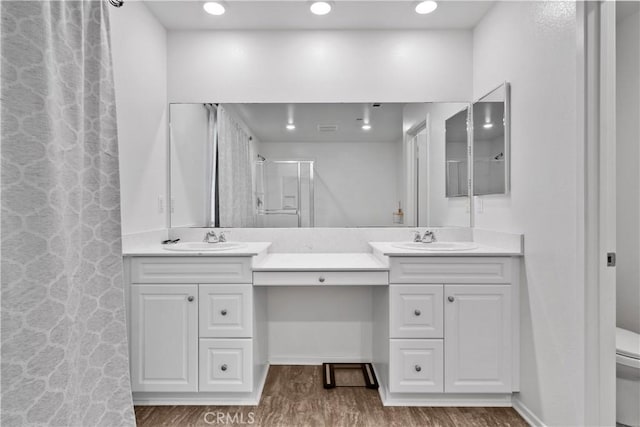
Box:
[132,363,269,406]
[512,397,547,427]
[268,356,371,365]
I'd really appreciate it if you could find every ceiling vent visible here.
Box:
[317,124,338,132]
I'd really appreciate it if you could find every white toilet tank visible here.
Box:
[616,327,640,427]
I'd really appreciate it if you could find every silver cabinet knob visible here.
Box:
[448,296,455,303]
[187,296,194,302]
[220,364,228,371]
[414,309,421,316]
[318,276,325,283]
[415,365,422,372]
[220,309,228,316]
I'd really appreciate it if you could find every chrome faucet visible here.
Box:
[413,230,437,243]
[203,231,219,243]
[422,230,437,243]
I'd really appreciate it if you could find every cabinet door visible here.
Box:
[390,285,443,338]
[131,284,198,392]
[199,284,253,338]
[444,285,511,393]
[389,339,444,393]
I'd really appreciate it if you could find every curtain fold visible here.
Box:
[1,1,136,426]
[204,104,218,227]
[217,106,255,227]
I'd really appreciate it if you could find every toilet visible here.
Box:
[616,327,640,427]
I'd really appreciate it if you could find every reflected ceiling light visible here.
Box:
[362,124,372,131]
[286,124,296,131]
[203,2,225,15]
[483,123,494,129]
[415,1,438,15]
[310,1,332,15]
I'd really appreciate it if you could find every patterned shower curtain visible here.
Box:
[217,106,256,227]
[1,1,136,426]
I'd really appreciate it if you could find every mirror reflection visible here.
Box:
[445,107,469,198]
[472,83,510,195]
[169,103,473,228]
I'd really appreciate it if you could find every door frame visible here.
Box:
[578,1,617,425]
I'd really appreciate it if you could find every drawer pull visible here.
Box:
[318,276,325,283]
[220,364,228,372]
[187,296,195,302]
[220,309,228,316]
[448,296,455,303]
[414,309,421,316]
[414,365,422,372]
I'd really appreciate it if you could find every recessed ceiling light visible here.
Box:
[310,1,332,15]
[203,2,225,15]
[415,1,438,15]
[483,123,494,129]
[286,124,296,131]
[362,124,372,131]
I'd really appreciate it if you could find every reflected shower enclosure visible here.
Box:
[255,160,314,227]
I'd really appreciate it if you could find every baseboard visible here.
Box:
[133,364,269,406]
[381,392,513,407]
[268,356,371,365]
[512,396,546,427]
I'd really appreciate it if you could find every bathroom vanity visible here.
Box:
[123,234,522,407]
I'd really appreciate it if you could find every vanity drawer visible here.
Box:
[252,270,388,286]
[389,257,512,284]
[199,339,253,392]
[130,257,252,284]
[389,339,444,393]
[199,284,253,338]
[390,285,443,338]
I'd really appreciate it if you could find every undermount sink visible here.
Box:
[163,242,248,252]
[392,242,479,251]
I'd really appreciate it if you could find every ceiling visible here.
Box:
[143,1,495,31]
[230,103,407,143]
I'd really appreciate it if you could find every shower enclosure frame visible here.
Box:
[256,159,314,228]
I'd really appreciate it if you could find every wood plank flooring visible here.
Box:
[135,365,528,427]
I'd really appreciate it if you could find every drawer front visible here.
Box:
[390,285,443,338]
[199,285,253,338]
[131,257,252,284]
[199,339,253,392]
[389,339,444,393]
[389,257,511,284]
[253,271,388,286]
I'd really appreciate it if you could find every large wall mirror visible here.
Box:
[169,102,472,228]
[472,82,510,195]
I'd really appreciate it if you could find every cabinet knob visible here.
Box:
[220,309,228,316]
[448,296,455,303]
[318,276,325,283]
[220,364,228,371]
[415,365,422,372]
[187,296,194,302]
[414,309,421,316]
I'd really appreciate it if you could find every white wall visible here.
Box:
[167,30,472,103]
[110,3,167,235]
[259,141,400,227]
[616,7,640,334]
[472,2,582,426]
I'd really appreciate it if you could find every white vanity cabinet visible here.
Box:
[126,256,267,404]
[378,255,519,403]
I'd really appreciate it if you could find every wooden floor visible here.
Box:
[135,366,528,427]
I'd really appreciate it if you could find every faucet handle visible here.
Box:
[218,231,228,242]
[413,230,422,242]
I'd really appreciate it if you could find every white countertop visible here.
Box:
[252,253,388,271]
[368,242,523,257]
[122,241,272,257]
